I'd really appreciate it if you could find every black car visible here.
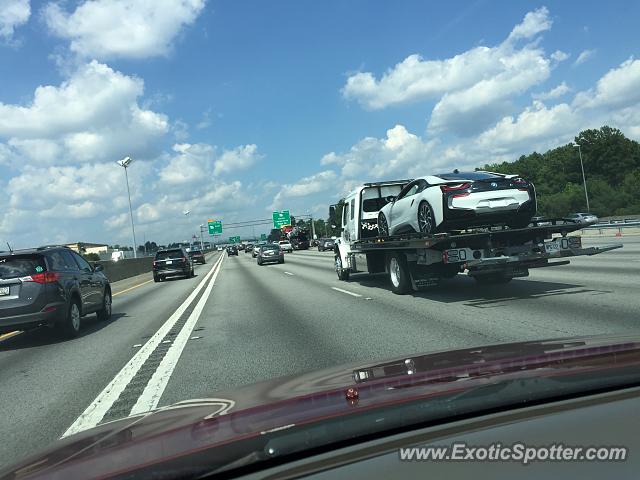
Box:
[226,245,238,256]
[188,248,206,264]
[244,244,254,253]
[317,238,335,251]
[257,244,284,265]
[153,248,194,282]
[0,246,112,338]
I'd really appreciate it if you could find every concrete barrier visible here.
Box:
[94,257,154,283]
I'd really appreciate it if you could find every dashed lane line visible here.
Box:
[331,287,363,298]
[62,253,224,438]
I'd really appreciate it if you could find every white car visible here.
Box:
[278,240,293,252]
[377,170,536,236]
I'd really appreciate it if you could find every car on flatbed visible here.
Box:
[332,179,622,294]
[377,170,536,236]
[0,245,112,338]
[153,248,194,282]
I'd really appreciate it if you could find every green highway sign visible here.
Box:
[208,219,223,235]
[272,210,291,228]
[229,236,241,243]
[260,233,267,241]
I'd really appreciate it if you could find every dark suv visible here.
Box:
[0,246,112,338]
[153,248,194,282]
[188,247,206,265]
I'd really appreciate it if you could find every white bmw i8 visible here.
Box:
[377,170,536,236]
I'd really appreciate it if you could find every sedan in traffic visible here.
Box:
[564,212,599,225]
[226,245,238,256]
[257,244,284,265]
[317,238,335,251]
[278,240,293,253]
[378,170,536,236]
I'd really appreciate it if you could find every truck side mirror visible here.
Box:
[329,205,336,225]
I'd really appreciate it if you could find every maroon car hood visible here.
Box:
[4,334,640,479]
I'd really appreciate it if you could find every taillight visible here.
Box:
[182,257,188,263]
[440,182,471,193]
[25,272,60,284]
[512,177,529,191]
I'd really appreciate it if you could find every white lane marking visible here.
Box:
[331,287,362,298]
[284,271,295,276]
[62,253,223,438]
[129,253,225,415]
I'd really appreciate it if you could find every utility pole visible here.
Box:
[116,156,138,258]
[573,143,590,212]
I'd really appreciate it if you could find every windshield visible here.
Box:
[2,2,639,478]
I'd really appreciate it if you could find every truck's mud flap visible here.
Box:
[408,263,441,290]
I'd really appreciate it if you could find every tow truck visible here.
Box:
[331,180,623,294]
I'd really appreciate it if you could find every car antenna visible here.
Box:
[6,242,13,253]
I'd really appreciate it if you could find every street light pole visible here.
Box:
[573,143,590,212]
[117,157,138,258]
[199,225,205,250]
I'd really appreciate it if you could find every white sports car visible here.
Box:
[377,170,536,236]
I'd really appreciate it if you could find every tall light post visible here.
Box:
[573,143,590,212]
[199,224,205,250]
[116,156,138,258]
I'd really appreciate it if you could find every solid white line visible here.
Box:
[331,286,362,297]
[284,271,295,276]
[129,253,225,415]
[62,253,223,438]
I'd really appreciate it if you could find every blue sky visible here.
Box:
[1,0,639,247]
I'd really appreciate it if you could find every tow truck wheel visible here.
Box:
[388,252,411,295]
[378,212,389,237]
[335,255,350,281]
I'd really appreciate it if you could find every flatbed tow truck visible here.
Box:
[332,181,623,295]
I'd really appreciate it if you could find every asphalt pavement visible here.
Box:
[1,238,639,469]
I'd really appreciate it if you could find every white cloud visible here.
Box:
[573,49,596,66]
[0,60,168,165]
[476,101,578,154]
[214,144,261,175]
[43,0,206,60]
[343,8,552,110]
[551,50,569,62]
[321,124,436,178]
[271,170,337,210]
[573,58,640,111]
[158,142,262,186]
[532,81,571,100]
[342,7,556,136]
[0,0,30,42]
[506,6,552,41]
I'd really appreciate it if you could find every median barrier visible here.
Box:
[94,257,154,283]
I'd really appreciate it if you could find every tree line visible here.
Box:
[483,126,640,218]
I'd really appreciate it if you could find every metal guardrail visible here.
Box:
[584,220,640,229]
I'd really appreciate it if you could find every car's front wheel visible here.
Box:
[417,201,436,235]
[96,290,112,322]
[378,212,389,237]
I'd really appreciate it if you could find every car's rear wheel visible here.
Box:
[257,258,263,265]
[58,300,81,338]
[418,201,436,235]
[388,252,411,295]
[279,259,284,264]
[153,273,160,283]
[335,255,350,281]
[96,290,112,322]
[378,212,389,237]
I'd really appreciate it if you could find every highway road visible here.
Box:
[1,237,639,468]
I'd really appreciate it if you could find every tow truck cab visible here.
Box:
[336,180,410,243]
